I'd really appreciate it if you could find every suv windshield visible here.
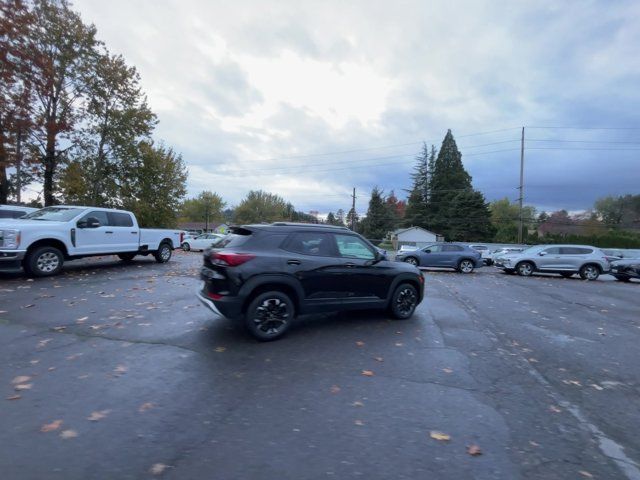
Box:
[23,207,85,222]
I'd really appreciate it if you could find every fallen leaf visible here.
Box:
[330,385,341,394]
[139,402,154,413]
[354,419,364,426]
[76,316,88,323]
[41,420,63,432]
[150,463,169,475]
[113,365,128,374]
[549,405,562,413]
[14,383,32,391]
[361,370,374,377]
[579,471,593,478]
[23,304,35,308]
[52,326,66,332]
[442,368,453,374]
[60,429,78,439]
[373,357,384,362]
[87,410,111,421]
[12,375,32,384]
[355,341,365,347]
[430,431,451,442]
[590,384,604,391]
[214,346,226,353]
[37,339,52,348]
[352,401,364,407]
[467,444,482,456]
[395,342,403,347]
[6,394,21,401]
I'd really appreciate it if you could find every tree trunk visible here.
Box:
[0,126,8,204]
[43,133,56,206]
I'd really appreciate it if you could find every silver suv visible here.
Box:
[494,244,610,280]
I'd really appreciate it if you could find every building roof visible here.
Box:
[393,226,440,236]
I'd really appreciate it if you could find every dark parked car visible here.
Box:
[610,259,640,282]
[197,223,425,341]
[395,243,482,273]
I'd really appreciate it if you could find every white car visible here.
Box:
[182,233,224,251]
[0,204,38,219]
[0,206,184,276]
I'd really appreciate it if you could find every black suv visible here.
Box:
[197,223,425,341]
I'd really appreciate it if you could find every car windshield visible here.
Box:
[520,245,544,254]
[22,207,85,222]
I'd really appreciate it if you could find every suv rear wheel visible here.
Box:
[579,264,600,281]
[458,259,475,274]
[389,283,418,319]
[245,291,294,341]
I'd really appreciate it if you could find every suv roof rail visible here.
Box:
[270,222,351,230]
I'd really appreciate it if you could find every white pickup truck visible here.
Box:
[0,206,184,277]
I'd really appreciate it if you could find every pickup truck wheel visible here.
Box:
[181,242,191,251]
[579,264,600,281]
[154,243,172,263]
[118,253,136,262]
[25,246,64,277]
[245,291,294,341]
[389,283,418,319]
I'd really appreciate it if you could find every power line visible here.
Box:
[526,126,640,130]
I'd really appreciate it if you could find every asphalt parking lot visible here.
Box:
[1,252,639,480]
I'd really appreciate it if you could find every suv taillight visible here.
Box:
[210,251,255,266]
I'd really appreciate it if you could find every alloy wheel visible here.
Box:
[405,257,418,266]
[396,287,417,316]
[160,246,171,261]
[253,298,290,335]
[518,262,533,276]
[460,260,474,273]
[583,265,599,280]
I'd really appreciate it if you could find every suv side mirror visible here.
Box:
[538,251,547,256]
[424,249,431,254]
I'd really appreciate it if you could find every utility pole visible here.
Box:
[517,126,525,244]
[351,187,356,231]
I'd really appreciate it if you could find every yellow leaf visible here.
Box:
[6,394,21,401]
[361,370,374,377]
[12,376,31,384]
[87,410,111,421]
[214,346,226,353]
[355,341,365,347]
[139,402,155,413]
[41,420,63,432]
[430,431,451,441]
[14,383,32,391]
[60,429,78,439]
[150,463,169,475]
[467,444,482,456]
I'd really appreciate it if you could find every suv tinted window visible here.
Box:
[442,245,464,252]
[80,210,109,226]
[108,212,134,227]
[543,247,561,254]
[423,245,442,253]
[0,209,27,219]
[285,232,334,256]
[561,247,593,255]
[334,234,374,260]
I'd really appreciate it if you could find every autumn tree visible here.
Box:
[120,141,187,227]
[180,191,226,228]
[234,190,290,224]
[27,0,99,206]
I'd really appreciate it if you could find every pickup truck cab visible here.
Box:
[0,206,184,277]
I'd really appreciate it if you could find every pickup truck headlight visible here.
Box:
[0,229,20,249]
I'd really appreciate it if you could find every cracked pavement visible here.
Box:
[1,252,639,479]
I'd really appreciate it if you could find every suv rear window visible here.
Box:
[443,245,464,252]
[284,232,334,256]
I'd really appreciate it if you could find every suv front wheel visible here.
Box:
[389,283,418,319]
[245,291,294,341]
[579,264,600,281]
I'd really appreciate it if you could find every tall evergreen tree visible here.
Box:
[403,143,435,227]
[426,130,494,241]
[361,187,395,241]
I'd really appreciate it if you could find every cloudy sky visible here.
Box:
[74,0,640,215]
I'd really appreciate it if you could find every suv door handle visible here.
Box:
[287,260,301,265]
[131,231,138,234]
[105,231,113,234]
[345,263,356,267]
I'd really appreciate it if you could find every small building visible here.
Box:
[391,226,443,250]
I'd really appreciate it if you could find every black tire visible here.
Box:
[245,291,294,341]
[503,269,516,275]
[579,264,600,281]
[154,242,172,263]
[389,283,419,319]
[404,257,419,267]
[182,242,191,251]
[118,253,136,262]
[560,272,574,278]
[516,261,534,277]
[25,246,64,277]
[458,259,475,274]
[613,274,631,282]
